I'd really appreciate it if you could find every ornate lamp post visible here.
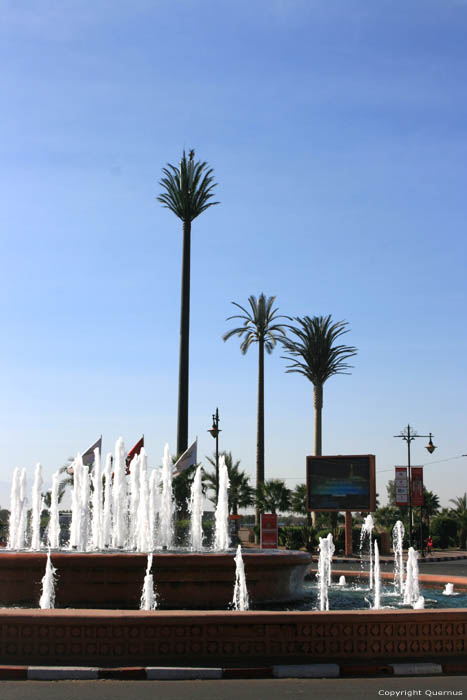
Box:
[208,408,221,495]
[393,425,436,547]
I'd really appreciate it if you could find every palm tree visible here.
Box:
[223,294,289,530]
[281,315,357,456]
[158,150,219,455]
[449,493,467,549]
[290,483,311,527]
[204,452,255,515]
[421,489,440,533]
[256,479,291,515]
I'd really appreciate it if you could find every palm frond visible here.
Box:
[282,315,357,385]
[157,149,219,222]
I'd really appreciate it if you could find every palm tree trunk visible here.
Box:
[312,383,323,527]
[256,339,265,541]
[314,383,323,456]
[177,219,191,456]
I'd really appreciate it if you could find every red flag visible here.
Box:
[126,436,144,474]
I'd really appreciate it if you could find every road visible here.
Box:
[330,556,467,578]
[0,677,466,700]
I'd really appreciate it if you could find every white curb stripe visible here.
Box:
[391,663,443,676]
[146,667,223,680]
[273,664,340,678]
[27,666,99,680]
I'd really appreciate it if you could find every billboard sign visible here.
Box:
[306,455,376,512]
[261,513,278,549]
[395,466,408,506]
[411,466,424,506]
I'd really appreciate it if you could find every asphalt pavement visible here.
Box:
[1,677,466,700]
[325,554,467,578]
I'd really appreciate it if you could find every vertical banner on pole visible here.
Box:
[411,467,424,506]
[395,467,408,506]
[261,513,278,549]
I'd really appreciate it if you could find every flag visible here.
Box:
[126,436,144,474]
[66,436,102,475]
[173,439,198,479]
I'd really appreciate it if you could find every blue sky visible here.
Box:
[1,0,466,509]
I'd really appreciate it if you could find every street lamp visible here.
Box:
[208,408,221,495]
[393,425,436,547]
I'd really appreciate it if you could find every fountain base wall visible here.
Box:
[0,550,311,609]
[0,608,465,667]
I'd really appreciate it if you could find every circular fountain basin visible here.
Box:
[0,549,312,609]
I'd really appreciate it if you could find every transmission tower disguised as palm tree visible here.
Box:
[158,150,219,455]
[223,294,289,531]
[282,315,357,456]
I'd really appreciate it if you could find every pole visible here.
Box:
[407,424,413,547]
[215,408,219,497]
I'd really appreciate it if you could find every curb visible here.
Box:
[0,662,464,680]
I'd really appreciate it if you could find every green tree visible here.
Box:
[204,452,255,515]
[449,492,467,549]
[281,315,357,456]
[223,294,289,531]
[256,479,291,515]
[158,150,219,455]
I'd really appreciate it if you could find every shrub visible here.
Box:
[431,515,458,549]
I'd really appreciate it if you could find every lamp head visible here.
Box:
[426,433,436,454]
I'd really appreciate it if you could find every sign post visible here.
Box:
[261,514,278,549]
[395,467,408,506]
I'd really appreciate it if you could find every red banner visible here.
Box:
[395,467,408,506]
[411,467,424,506]
[261,513,278,549]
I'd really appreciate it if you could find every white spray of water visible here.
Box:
[317,535,333,611]
[140,553,157,610]
[148,468,161,551]
[403,547,421,606]
[413,596,425,609]
[69,454,90,551]
[39,550,57,609]
[392,520,405,595]
[112,438,128,549]
[47,471,60,549]
[326,532,335,585]
[31,463,43,551]
[159,444,174,549]
[373,540,381,609]
[338,576,346,586]
[136,450,151,552]
[232,545,249,610]
[90,448,103,550]
[214,455,230,551]
[128,453,141,549]
[443,583,455,596]
[101,453,113,549]
[189,465,204,551]
[8,468,28,550]
[360,514,375,589]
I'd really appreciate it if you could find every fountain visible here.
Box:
[232,545,249,611]
[443,583,455,596]
[373,540,381,609]
[38,550,56,610]
[1,439,466,668]
[360,513,374,589]
[0,438,311,610]
[140,553,157,611]
[392,520,405,594]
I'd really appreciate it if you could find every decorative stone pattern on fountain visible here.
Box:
[0,610,465,667]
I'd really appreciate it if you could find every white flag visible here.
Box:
[173,439,198,478]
